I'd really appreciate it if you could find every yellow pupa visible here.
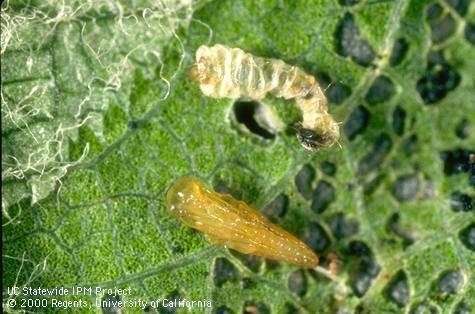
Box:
[166,176,318,268]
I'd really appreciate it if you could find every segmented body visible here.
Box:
[189,44,340,151]
[166,176,319,268]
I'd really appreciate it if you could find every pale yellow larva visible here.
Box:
[188,44,340,151]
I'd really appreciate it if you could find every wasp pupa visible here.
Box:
[166,176,319,268]
[188,44,340,152]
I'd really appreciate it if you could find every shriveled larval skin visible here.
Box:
[166,176,319,268]
[188,44,340,152]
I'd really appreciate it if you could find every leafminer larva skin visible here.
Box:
[188,44,340,152]
[166,176,319,268]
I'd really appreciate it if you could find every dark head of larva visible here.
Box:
[296,127,338,152]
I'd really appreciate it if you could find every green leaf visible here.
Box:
[2,0,475,313]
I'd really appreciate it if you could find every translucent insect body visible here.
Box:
[166,176,319,268]
[188,44,340,152]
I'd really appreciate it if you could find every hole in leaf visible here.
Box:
[320,161,337,176]
[284,303,300,314]
[262,194,288,222]
[392,106,406,135]
[317,72,352,105]
[364,174,385,195]
[232,101,276,140]
[365,75,395,106]
[127,120,138,129]
[213,181,234,196]
[344,105,370,141]
[243,301,270,314]
[464,23,475,46]
[450,192,473,212]
[385,270,410,307]
[303,222,331,253]
[437,269,464,294]
[295,164,316,199]
[440,148,474,175]
[231,251,262,273]
[392,174,420,202]
[242,277,255,289]
[453,301,472,314]
[335,13,375,67]
[170,245,183,254]
[216,305,234,314]
[265,259,280,271]
[445,0,470,16]
[101,293,121,314]
[351,257,381,297]
[429,12,457,44]
[348,240,371,256]
[403,134,419,155]
[328,83,352,105]
[288,269,308,297]
[426,3,443,19]
[214,258,240,287]
[410,302,440,314]
[347,243,380,297]
[360,257,381,279]
[357,133,393,175]
[330,213,359,240]
[160,290,182,313]
[455,118,469,139]
[459,222,475,252]
[338,0,360,6]
[471,156,475,187]
[311,180,336,213]
[355,304,365,314]
[390,38,409,66]
[387,213,417,246]
[416,50,460,105]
